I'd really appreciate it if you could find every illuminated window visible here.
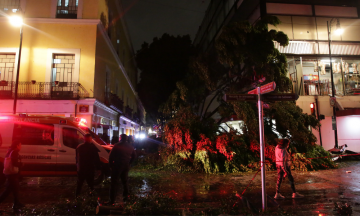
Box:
[52,54,75,82]
[0,53,15,82]
[56,0,78,19]
[0,0,20,13]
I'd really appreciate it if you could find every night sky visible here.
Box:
[120,0,210,52]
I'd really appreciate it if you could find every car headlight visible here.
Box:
[139,134,146,140]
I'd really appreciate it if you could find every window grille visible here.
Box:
[52,54,75,83]
[56,0,78,19]
[0,0,20,13]
[0,54,15,82]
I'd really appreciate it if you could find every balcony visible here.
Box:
[133,112,140,123]
[125,105,133,119]
[0,81,89,99]
[105,93,124,113]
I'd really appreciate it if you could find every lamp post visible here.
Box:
[327,18,343,148]
[9,14,23,114]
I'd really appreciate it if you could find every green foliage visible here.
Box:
[157,16,335,174]
[290,144,337,171]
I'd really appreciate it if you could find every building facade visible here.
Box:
[194,0,360,151]
[0,0,146,143]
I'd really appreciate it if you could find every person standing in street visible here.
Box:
[75,134,101,197]
[108,134,136,204]
[0,139,24,209]
[274,139,304,199]
[128,135,135,146]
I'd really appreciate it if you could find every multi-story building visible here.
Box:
[194,0,360,151]
[0,0,146,142]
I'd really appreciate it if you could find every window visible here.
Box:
[13,123,54,146]
[0,53,15,82]
[56,0,78,19]
[62,127,84,149]
[52,54,75,82]
[0,0,20,12]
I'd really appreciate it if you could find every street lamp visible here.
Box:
[327,18,343,149]
[9,14,23,114]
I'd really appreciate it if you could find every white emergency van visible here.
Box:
[0,115,112,185]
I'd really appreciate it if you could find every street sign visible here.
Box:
[262,93,299,101]
[223,94,258,102]
[248,81,276,95]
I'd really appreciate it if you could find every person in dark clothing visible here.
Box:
[108,134,136,204]
[0,139,24,209]
[128,135,134,146]
[75,134,101,197]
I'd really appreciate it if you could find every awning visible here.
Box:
[274,41,360,55]
[336,109,360,117]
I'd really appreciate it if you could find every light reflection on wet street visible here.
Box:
[0,161,360,215]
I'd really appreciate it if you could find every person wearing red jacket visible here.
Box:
[274,139,304,199]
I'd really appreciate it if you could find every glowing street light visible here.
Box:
[335,19,344,35]
[9,15,23,27]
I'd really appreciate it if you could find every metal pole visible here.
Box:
[315,98,323,147]
[13,24,23,114]
[327,21,339,148]
[257,86,266,211]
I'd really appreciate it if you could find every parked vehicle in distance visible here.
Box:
[0,115,111,185]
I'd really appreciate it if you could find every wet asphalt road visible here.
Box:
[0,161,359,215]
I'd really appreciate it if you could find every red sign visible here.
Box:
[79,105,89,113]
[248,82,276,95]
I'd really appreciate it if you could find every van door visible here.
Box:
[13,122,57,175]
[57,126,84,174]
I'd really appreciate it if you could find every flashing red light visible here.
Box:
[310,103,315,116]
[78,118,87,127]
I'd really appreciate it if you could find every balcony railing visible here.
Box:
[106,92,124,113]
[0,81,89,99]
[125,105,133,119]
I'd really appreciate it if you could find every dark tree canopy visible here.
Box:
[162,16,319,147]
[136,33,195,123]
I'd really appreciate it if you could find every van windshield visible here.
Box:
[79,126,108,145]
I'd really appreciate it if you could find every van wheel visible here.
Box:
[0,163,5,186]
